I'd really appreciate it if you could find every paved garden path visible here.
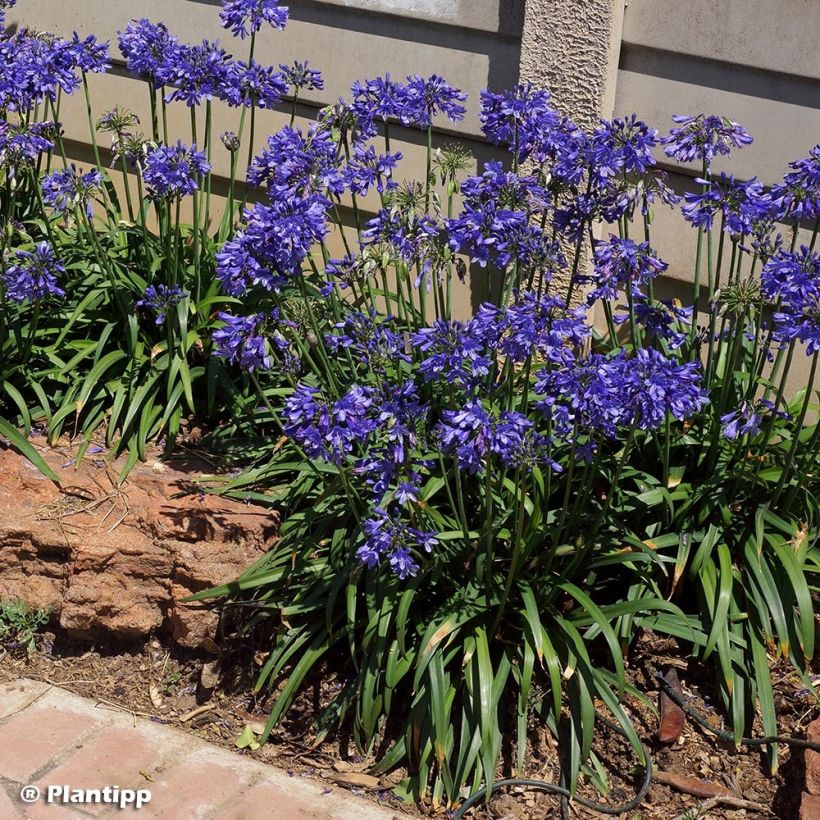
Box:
[0,679,401,819]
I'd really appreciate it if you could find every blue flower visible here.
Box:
[42,165,104,218]
[118,19,178,86]
[283,383,375,465]
[682,174,768,234]
[280,60,323,92]
[2,242,65,303]
[219,0,289,39]
[142,141,210,199]
[401,74,467,129]
[356,508,437,578]
[720,402,762,439]
[582,236,668,303]
[590,114,658,181]
[343,144,402,196]
[412,320,492,390]
[213,312,273,372]
[769,145,820,222]
[220,59,288,109]
[69,32,110,74]
[0,121,54,170]
[661,114,753,166]
[324,309,410,372]
[479,83,560,162]
[164,40,231,107]
[137,285,187,324]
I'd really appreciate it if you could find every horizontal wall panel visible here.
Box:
[622,0,820,83]
[615,63,820,183]
[8,0,523,137]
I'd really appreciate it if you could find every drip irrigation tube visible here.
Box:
[452,674,820,819]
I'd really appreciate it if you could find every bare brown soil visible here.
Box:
[0,627,815,819]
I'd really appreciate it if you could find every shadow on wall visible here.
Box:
[189,0,525,93]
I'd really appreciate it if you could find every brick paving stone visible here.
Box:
[0,784,25,819]
[33,726,174,817]
[0,679,51,720]
[0,701,101,783]
[0,682,398,820]
[124,753,255,819]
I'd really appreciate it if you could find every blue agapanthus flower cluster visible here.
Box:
[142,141,210,199]
[42,165,104,218]
[357,508,438,579]
[0,0,16,28]
[213,311,288,372]
[0,28,108,111]
[769,145,820,222]
[661,114,753,166]
[0,120,54,169]
[350,73,466,135]
[582,236,668,303]
[762,247,820,354]
[682,173,768,235]
[2,242,65,303]
[137,285,188,324]
[219,0,289,40]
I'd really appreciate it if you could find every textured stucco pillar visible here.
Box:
[518,0,625,129]
[518,0,625,303]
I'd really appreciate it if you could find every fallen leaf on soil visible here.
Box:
[329,772,381,790]
[197,659,220,702]
[148,684,164,709]
[249,721,266,735]
[658,668,686,744]
[653,770,736,799]
[179,703,216,723]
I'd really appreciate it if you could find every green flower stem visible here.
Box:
[490,467,528,637]
[772,350,818,505]
[483,457,495,601]
[190,107,202,300]
[424,125,433,213]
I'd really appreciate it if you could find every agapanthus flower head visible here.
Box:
[220,58,288,109]
[401,74,467,129]
[0,120,55,171]
[2,241,65,303]
[118,19,178,86]
[70,32,110,73]
[661,113,753,166]
[284,383,375,465]
[356,508,438,579]
[137,284,188,324]
[343,144,402,196]
[213,311,274,372]
[247,124,343,196]
[583,235,668,303]
[682,173,768,235]
[615,348,710,430]
[42,165,104,218]
[219,0,289,39]
[590,114,658,181]
[762,246,820,354]
[479,83,560,161]
[499,292,589,364]
[325,309,409,372]
[0,29,83,110]
[350,74,407,137]
[720,401,762,440]
[280,60,323,92]
[412,319,492,390]
[142,140,210,198]
[164,40,231,107]
[216,195,329,295]
[614,296,691,349]
[769,145,820,222]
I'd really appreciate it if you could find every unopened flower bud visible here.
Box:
[221,131,240,152]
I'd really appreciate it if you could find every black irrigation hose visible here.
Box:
[452,674,820,820]
[657,675,820,751]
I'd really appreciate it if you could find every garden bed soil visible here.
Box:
[0,630,814,819]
